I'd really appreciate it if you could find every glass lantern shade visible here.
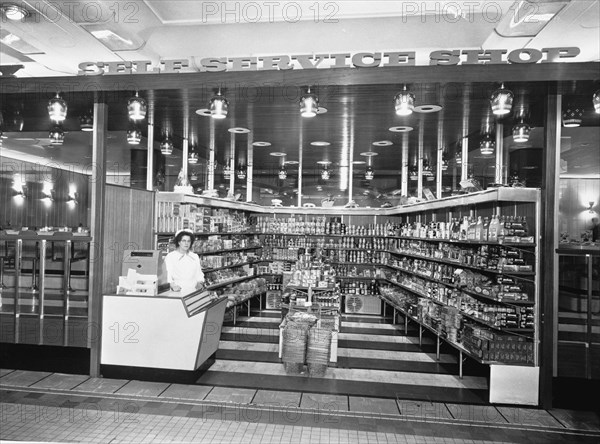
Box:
[300,92,319,117]
[236,167,247,180]
[394,89,415,116]
[512,121,531,142]
[210,94,229,119]
[127,127,142,145]
[365,166,374,181]
[127,92,147,121]
[188,152,199,164]
[593,89,600,114]
[160,137,173,155]
[490,85,514,115]
[321,168,330,180]
[49,126,65,145]
[480,134,495,155]
[278,166,287,180]
[79,112,93,131]
[562,107,583,127]
[48,94,67,122]
[223,164,233,180]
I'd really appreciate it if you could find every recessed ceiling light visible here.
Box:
[316,107,328,114]
[317,160,332,165]
[1,4,29,20]
[284,160,299,165]
[228,127,250,134]
[360,152,378,157]
[389,126,414,133]
[352,160,366,165]
[195,108,211,116]
[414,104,442,113]
[372,140,393,147]
[311,141,331,146]
[252,141,271,147]
[269,152,286,157]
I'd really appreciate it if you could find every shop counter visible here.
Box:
[101,290,228,371]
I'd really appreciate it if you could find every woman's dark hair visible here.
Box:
[173,230,195,248]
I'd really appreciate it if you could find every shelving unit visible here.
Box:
[155,195,267,323]
[157,188,541,405]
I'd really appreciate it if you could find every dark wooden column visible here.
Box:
[88,102,107,377]
[540,89,561,408]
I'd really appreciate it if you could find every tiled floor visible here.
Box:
[2,311,599,442]
[2,368,600,443]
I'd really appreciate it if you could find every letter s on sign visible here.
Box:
[78,62,104,76]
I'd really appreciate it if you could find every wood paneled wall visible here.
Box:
[101,185,154,294]
[0,157,89,229]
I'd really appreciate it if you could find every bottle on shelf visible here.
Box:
[482,217,490,242]
[475,216,483,241]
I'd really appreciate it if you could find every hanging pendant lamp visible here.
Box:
[49,125,65,145]
[365,165,374,181]
[490,84,514,116]
[160,134,173,155]
[394,85,415,116]
[188,151,199,164]
[127,91,147,121]
[79,110,93,131]
[236,165,247,180]
[278,165,287,180]
[210,90,229,119]
[48,93,67,122]
[562,106,583,127]
[593,89,600,114]
[300,87,319,117]
[127,126,142,145]
[480,134,495,155]
[223,161,233,179]
[512,120,530,142]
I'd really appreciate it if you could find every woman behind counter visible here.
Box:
[165,229,205,294]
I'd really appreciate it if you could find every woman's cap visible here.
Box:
[175,229,194,237]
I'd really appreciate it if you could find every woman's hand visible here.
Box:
[196,281,206,291]
[171,284,182,292]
